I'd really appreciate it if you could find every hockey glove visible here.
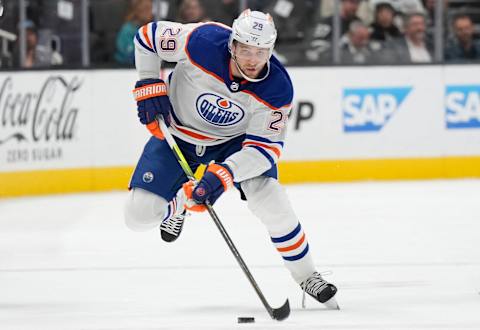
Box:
[183,163,234,212]
[132,78,172,139]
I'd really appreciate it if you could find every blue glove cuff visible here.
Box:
[135,78,164,88]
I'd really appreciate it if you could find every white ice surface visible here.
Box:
[1,180,480,330]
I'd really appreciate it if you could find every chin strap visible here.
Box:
[231,54,270,83]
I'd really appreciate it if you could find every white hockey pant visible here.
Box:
[124,188,170,231]
[241,176,316,284]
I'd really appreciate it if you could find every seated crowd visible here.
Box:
[274,0,480,65]
[2,0,480,69]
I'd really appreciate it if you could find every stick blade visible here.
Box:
[271,299,290,321]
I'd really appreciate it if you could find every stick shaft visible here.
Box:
[157,116,280,318]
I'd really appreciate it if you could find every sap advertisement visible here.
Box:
[342,87,412,133]
[286,66,480,160]
[445,85,480,129]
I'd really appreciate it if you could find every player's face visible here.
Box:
[232,42,270,79]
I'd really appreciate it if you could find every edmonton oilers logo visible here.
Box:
[142,172,154,183]
[196,93,245,126]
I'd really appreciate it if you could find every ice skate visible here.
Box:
[160,188,187,242]
[160,210,186,242]
[300,272,339,310]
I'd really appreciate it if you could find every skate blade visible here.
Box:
[324,297,340,310]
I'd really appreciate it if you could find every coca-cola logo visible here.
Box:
[0,75,81,145]
[1,75,82,164]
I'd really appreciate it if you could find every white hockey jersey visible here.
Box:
[134,21,293,182]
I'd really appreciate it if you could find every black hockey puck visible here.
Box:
[237,317,255,323]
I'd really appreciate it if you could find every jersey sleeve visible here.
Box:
[224,103,292,183]
[134,21,200,80]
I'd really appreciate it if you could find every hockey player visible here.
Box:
[124,9,338,309]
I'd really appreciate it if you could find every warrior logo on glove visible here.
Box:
[133,78,172,139]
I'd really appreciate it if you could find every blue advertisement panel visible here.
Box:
[445,85,480,129]
[342,87,412,132]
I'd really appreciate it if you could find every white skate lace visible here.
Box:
[301,271,332,308]
[160,189,188,237]
[160,213,185,236]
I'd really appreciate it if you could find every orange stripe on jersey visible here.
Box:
[242,89,291,111]
[173,124,218,141]
[277,233,306,252]
[243,141,281,158]
[184,25,225,84]
[142,25,153,50]
[208,21,232,30]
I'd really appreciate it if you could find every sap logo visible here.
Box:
[445,85,480,129]
[342,87,412,132]
[196,93,245,126]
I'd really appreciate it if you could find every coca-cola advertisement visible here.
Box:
[0,74,84,169]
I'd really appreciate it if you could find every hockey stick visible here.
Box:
[157,116,290,321]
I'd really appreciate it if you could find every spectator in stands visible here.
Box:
[392,0,425,18]
[202,0,238,26]
[448,0,480,10]
[114,0,153,65]
[255,0,320,65]
[423,0,449,21]
[14,20,63,68]
[370,2,402,42]
[177,0,210,24]
[320,0,363,39]
[339,20,385,64]
[421,0,449,43]
[388,13,433,63]
[327,0,424,25]
[445,14,480,62]
[305,0,363,62]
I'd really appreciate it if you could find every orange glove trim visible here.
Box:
[132,82,167,101]
[182,181,207,212]
[207,163,234,191]
[146,121,165,140]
